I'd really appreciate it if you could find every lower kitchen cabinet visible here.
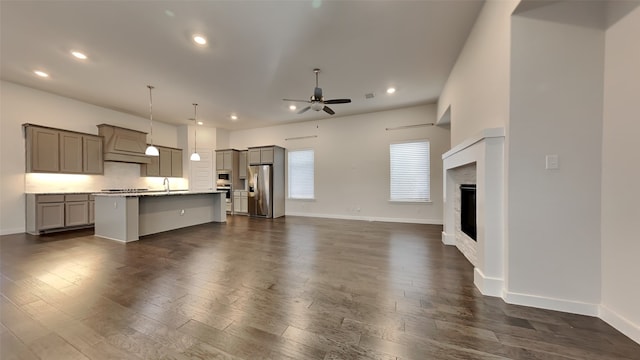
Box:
[64,194,89,227]
[26,193,94,235]
[233,190,248,214]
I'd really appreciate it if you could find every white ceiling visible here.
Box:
[1,1,483,130]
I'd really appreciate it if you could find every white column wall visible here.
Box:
[437,0,518,145]
[600,5,640,344]
[507,11,604,313]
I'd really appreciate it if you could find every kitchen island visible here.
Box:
[94,190,226,242]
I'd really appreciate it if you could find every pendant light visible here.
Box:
[190,103,201,161]
[145,85,159,156]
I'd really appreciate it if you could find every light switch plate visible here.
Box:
[546,154,559,170]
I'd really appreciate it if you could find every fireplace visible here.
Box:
[460,184,477,241]
[442,128,505,297]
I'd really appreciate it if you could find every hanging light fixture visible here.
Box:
[190,103,201,161]
[145,85,159,156]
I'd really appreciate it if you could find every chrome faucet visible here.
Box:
[163,177,170,193]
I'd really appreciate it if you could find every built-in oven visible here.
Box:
[216,184,232,212]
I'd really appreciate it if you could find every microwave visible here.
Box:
[217,172,230,181]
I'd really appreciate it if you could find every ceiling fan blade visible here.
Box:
[314,87,322,99]
[324,98,351,104]
[323,106,335,115]
[283,99,311,103]
[297,106,311,114]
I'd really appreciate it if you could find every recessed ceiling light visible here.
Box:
[230,115,238,120]
[71,51,87,60]
[386,87,396,94]
[197,121,203,125]
[289,105,297,111]
[34,70,49,78]
[193,34,207,46]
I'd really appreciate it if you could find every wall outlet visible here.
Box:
[545,154,559,170]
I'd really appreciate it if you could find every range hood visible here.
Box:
[97,124,152,164]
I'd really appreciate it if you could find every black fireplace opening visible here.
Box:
[460,184,477,241]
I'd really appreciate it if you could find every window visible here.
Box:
[390,140,430,202]
[288,149,314,199]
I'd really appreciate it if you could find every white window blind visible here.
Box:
[288,149,314,199]
[390,140,430,202]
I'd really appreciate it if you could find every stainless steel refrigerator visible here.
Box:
[248,164,273,217]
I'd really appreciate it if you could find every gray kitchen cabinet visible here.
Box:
[27,193,95,234]
[141,146,182,177]
[141,154,160,176]
[25,124,104,174]
[89,197,95,224]
[59,131,83,173]
[64,194,89,226]
[159,147,172,177]
[171,149,183,177]
[238,151,247,179]
[83,135,104,174]
[216,150,236,171]
[248,146,276,165]
[233,190,248,214]
[26,126,60,173]
[248,149,261,165]
[35,195,65,231]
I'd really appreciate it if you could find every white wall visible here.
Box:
[437,0,518,146]
[228,104,449,224]
[0,81,184,235]
[508,6,605,313]
[601,5,640,343]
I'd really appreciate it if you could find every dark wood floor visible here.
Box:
[1,216,639,360]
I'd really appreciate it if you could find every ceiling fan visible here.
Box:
[283,68,351,115]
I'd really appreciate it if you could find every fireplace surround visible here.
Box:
[442,128,505,297]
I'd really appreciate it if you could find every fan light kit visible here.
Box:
[283,68,351,115]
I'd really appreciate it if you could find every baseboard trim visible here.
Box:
[473,268,503,297]
[0,227,26,236]
[600,304,640,345]
[442,231,455,245]
[503,290,599,317]
[285,212,443,225]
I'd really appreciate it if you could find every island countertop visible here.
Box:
[94,190,226,242]
[93,190,223,197]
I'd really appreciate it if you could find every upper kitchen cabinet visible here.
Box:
[171,149,183,177]
[215,149,239,172]
[83,135,104,174]
[59,131,83,173]
[141,145,182,177]
[248,146,280,165]
[238,150,247,179]
[26,126,60,172]
[159,147,172,177]
[24,124,104,174]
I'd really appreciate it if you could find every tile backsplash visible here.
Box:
[25,162,188,193]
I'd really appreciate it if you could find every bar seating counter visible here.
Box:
[94,190,226,242]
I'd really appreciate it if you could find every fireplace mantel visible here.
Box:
[443,128,505,297]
